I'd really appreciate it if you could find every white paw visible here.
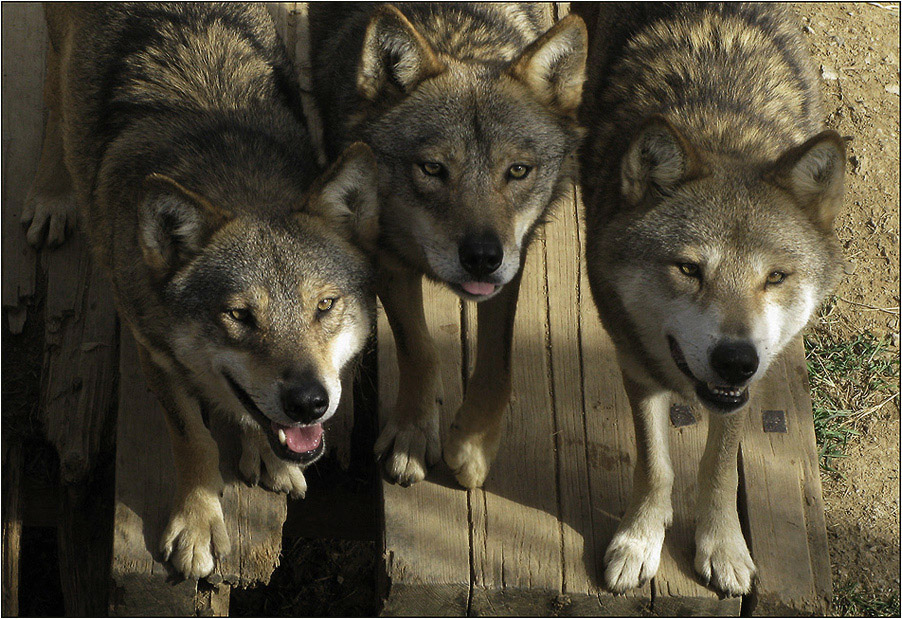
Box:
[161,490,230,580]
[443,423,499,489]
[239,433,307,498]
[374,418,440,486]
[21,192,76,248]
[604,523,666,593]
[695,524,756,595]
[260,457,307,499]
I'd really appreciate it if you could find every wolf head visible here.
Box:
[139,144,378,463]
[601,117,845,413]
[357,6,586,300]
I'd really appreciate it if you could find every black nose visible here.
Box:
[280,378,329,423]
[458,232,503,277]
[710,341,759,385]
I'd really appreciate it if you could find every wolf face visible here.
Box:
[141,146,378,463]
[356,7,586,300]
[601,119,845,413]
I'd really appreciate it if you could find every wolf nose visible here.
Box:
[710,341,759,384]
[281,378,329,423]
[459,232,503,277]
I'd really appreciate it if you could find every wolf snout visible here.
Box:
[280,376,329,424]
[458,231,503,278]
[710,341,758,385]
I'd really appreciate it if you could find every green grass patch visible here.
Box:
[804,317,900,472]
[832,578,901,617]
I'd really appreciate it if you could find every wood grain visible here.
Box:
[739,342,832,615]
[0,3,42,333]
[377,286,471,616]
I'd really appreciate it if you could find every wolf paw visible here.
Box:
[374,418,440,486]
[239,432,307,498]
[603,523,666,593]
[160,489,230,580]
[695,524,756,595]
[20,191,76,248]
[443,423,500,489]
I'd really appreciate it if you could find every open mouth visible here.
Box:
[667,336,749,413]
[452,281,501,300]
[223,373,326,465]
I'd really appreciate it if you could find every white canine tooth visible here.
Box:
[278,428,287,445]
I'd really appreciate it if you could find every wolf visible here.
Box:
[22,3,379,579]
[310,3,587,488]
[576,3,845,596]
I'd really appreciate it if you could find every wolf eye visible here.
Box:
[420,162,445,177]
[507,164,531,180]
[766,271,787,285]
[226,308,253,324]
[678,262,702,279]
[317,297,335,313]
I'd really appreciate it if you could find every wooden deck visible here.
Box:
[2,2,831,616]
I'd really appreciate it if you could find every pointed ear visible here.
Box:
[357,4,445,101]
[507,14,588,116]
[621,116,707,205]
[764,130,846,231]
[138,174,231,276]
[305,142,380,252]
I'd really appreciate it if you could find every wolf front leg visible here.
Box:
[135,343,229,580]
[603,374,674,593]
[374,261,442,486]
[21,42,77,248]
[694,408,755,595]
[443,270,522,489]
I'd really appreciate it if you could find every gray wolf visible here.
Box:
[310,2,587,488]
[576,2,845,596]
[23,3,379,579]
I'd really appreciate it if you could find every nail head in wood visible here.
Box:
[669,404,696,427]
[762,409,788,433]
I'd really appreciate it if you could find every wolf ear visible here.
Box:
[507,14,588,116]
[357,4,445,100]
[621,116,707,205]
[305,142,380,252]
[138,174,231,276]
[764,131,846,231]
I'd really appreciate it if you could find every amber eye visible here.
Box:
[678,262,701,279]
[420,162,444,177]
[508,164,531,180]
[317,297,335,313]
[766,271,787,285]
[226,308,252,324]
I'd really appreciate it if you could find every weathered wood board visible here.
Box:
[2,443,23,617]
[110,332,291,616]
[1,2,42,334]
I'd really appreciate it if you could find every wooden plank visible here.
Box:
[111,332,287,615]
[739,341,831,615]
[545,185,607,614]
[41,234,119,485]
[111,332,208,616]
[655,405,741,616]
[377,286,471,616]
[2,442,23,617]
[469,228,564,615]
[576,189,653,615]
[0,2,42,334]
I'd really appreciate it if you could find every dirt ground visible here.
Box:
[795,1,901,610]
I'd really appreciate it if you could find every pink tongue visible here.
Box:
[462,281,496,296]
[274,422,323,453]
